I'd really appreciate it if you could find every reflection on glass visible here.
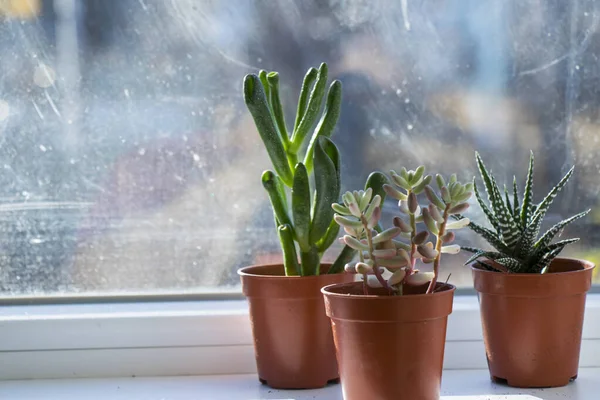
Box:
[0,0,598,296]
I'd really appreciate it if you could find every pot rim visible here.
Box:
[321,281,456,299]
[470,257,595,276]
[238,263,345,280]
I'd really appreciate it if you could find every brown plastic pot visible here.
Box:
[239,263,353,389]
[472,257,595,388]
[322,281,455,400]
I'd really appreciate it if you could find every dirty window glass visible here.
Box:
[0,0,598,297]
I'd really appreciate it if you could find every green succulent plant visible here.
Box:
[333,167,472,295]
[462,152,590,274]
[244,63,383,276]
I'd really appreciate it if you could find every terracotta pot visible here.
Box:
[472,257,595,388]
[239,263,353,389]
[322,281,455,400]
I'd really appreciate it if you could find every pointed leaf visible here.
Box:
[520,151,535,226]
[534,210,589,250]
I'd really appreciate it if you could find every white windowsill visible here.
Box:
[1,294,600,380]
[0,370,598,399]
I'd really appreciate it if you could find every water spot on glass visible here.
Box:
[575,65,580,70]
[405,98,410,104]
[39,145,47,152]
[407,124,414,130]
[396,89,402,96]
[138,148,146,156]
[0,100,10,121]
[33,64,56,88]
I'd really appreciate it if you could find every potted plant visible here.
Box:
[463,151,595,388]
[321,167,472,400]
[238,63,386,389]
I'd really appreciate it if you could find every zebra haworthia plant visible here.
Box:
[244,63,356,276]
[332,167,472,295]
[462,151,589,274]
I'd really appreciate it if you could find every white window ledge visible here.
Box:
[1,294,600,380]
[0,370,598,400]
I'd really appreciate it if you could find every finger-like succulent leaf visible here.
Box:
[408,192,419,214]
[266,72,290,147]
[244,74,293,186]
[417,244,438,259]
[436,174,446,190]
[441,244,461,254]
[413,175,432,194]
[449,203,470,214]
[442,231,455,244]
[332,203,351,216]
[422,208,439,235]
[293,67,318,133]
[393,216,412,232]
[373,227,402,244]
[390,171,411,190]
[292,163,311,251]
[383,184,408,201]
[405,271,434,286]
[304,80,343,172]
[262,170,293,229]
[278,224,300,276]
[373,248,397,259]
[316,218,341,253]
[310,138,340,243]
[424,185,446,210]
[445,218,470,230]
[412,230,429,245]
[290,63,328,153]
[388,268,407,286]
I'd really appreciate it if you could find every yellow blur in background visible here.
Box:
[0,0,40,19]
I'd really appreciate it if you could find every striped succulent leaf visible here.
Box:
[465,152,586,274]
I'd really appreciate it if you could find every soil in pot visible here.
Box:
[472,257,595,388]
[239,263,353,389]
[322,281,455,400]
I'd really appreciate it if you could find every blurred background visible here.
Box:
[0,0,599,297]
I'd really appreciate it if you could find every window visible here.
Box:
[0,0,599,299]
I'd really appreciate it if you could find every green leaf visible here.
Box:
[304,80,342,172]
[534,210,589,250]
[461,218,511,253]
[310,138,340,243]
[364,171,390,232]
[520,151,535,226]
[532,166,574,222]
[258,70,271,104]
[327,245,356,274]
[300,246,320,276]
[489,176,520,247]
[244,74,293,186]
[495,257,522,273]
[262,170,293,231]
[292,163,311,251]
[424,185,446,210]
[290,63,328,153]
[278,224,300,276]
[464,250,508,266]
[266,72,290,148]
[473,179,500,234]
[512,176,520,223]
[293,67,318,134]
[316,218,340,253]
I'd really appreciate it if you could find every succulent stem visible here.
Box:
[427,204,451,294]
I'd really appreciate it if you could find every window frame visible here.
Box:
[1,294,600,380]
